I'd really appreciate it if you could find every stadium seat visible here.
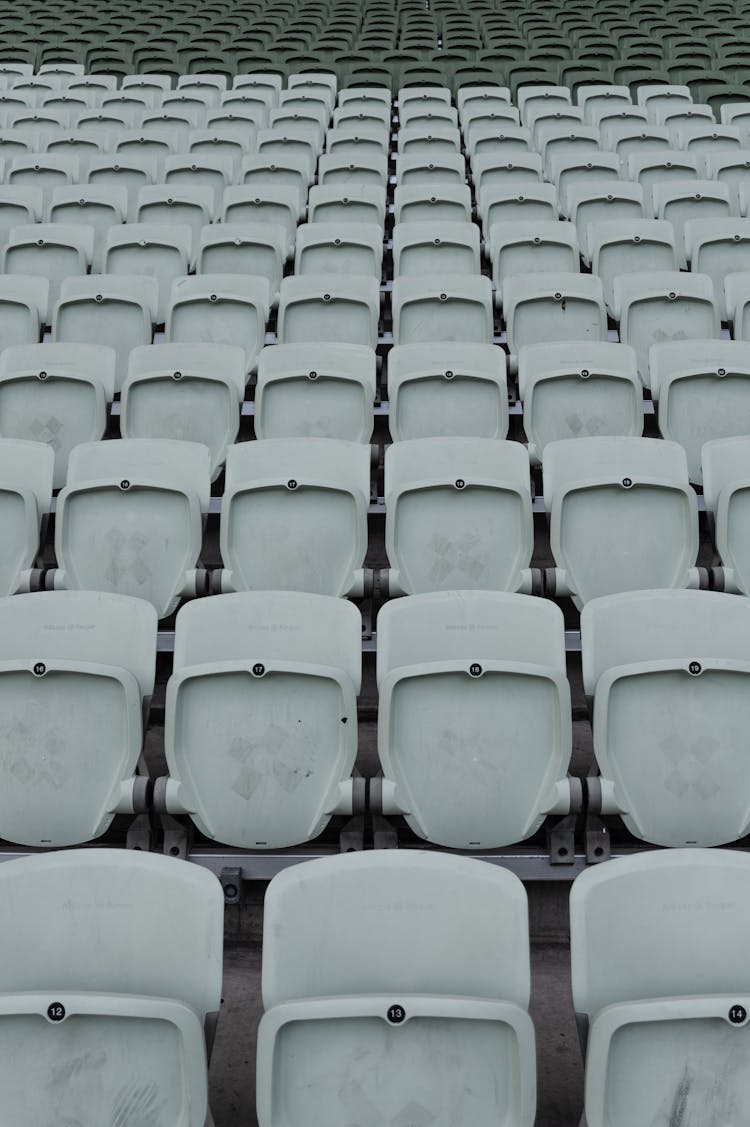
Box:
[221,185,300,259]
[48,184,128,270]
[490,221,580,304]
[519,342,642,464]
[504,273,607,373]
[589,219,677,312]
[570,848,750,1127]
[0,343,116,488]
[703,434,750,596]
[393,220,480,277]
[393,183,472,225]
[543,437,700,607]
[53,438,210,618]
[294,221,383,278]
[0,437,53,596]
[383,437,534,596]
[0,848,222,1127]
[569,182,646,266]
[387,342,508,441]
[478,183,558,230]
[0,590,155,845]
[703,150,750,215]
[391,274,494,344]
[652,180,731,266]
[277,275,380,348]
[3,224,93,322]
[318,151,389,188]
[470,153,543,198]
[218,438,370,597]
[686,217,750,317]
[7,153,80,213]
[164,152,234,210]
[52,274,158,392]
[256,851,535,1127]
[121,343,247,481]
[255,342,376,443]
[375,591,576,847]
[582,588,750,845]
[628,150,699,211]
[86,154,156,221]
[136,185,215,259]
[166,275,270,376]
[103,223,191,324]
[614,271,721,387]
[549,153,621,216]
[157,591,361,848]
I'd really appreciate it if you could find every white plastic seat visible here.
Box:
[677,123,742,156]
[190,125,250,170]
[395,152,466,187]
[104,223,192,325]
[159,591,361,848]
[3,224,93,321]
[196,223,285,304]
[8,153,79,213]
[325,126,388,166]
[277,275,380,348]
[307,183,386,228]
[539,126,600,171]
[687,217,750,317]
[136,185,215,261]
[383,437,534,596]
[333,103,390,131]
[530,107,585,151]
[100,93,148,128]
[471,153,542,198]
[294,221,383,278]
[0,275,47,348]
[317,151,389,189]
[478,183,558,230]
[121,344,247,481]
[518,84,572,124]
[48,184,128,271]
[178,73,226,103]
[590,219,677,313]
[377,590,574,847]
[257,851,535,1127]
[660,104,715,143]
[462,105,520,151]
[219,438,370,597]
[543,436,699,607]
[637,84,692,120]
[725,270,750,338]
[582,589,750,846]
[0,186,42,249]
[0,437,53,596]
[653,180,731,266]
[490,221,579,304]
[255,342,375,443]
[579,85,632,125]
[393,220,480,277]
[0,848,222,1126]
[45,130,101,170]
[221,184,300,260]
[602,121,670,167]
[519,342,642,464]
[457,85,512,122]
[399,87,452,111]
[549,153,621,217]
[164,152,233,211]
[704,149,750,215]
[397,125,461,161]
[233,73,282,104]
[53,275,158,393]
[256,128,318,183]
[569,182,646,266]
[0,590,155,845]
[504,273,607,373]
[54,439,210,618]
[615,271,722,388]
[392,274,494,345]
[77,110,132,147]
[393,183,472,225]
[239,155,309,210]
[86,154,156,220]
[0,344,116,488]
[400,103,458,130]
[704,434,750,596]
[388,342,508,441]
[166,274,270,376]
[468,123,532,161]
[628,150,699,211]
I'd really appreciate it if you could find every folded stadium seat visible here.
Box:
[306,183,386,227]
[0,437,53,596]
[517,83,572,124]
[52,275,158,393]
[196,223,285,305]
[269,105,326,152]
[396,125,462,163]
[489,221,580,307]
[470,153,543,197]
[375,590,577,847]
[528,105,585,151]
[651,180,730,266]
[578,84,632,124]
[40,91,90,126]
[324,125,389,166]
[0,129,32,160]
[387,342,508,441]
[0,273,48,350]
[277,275,380,347]
[628,150,699,214]
[7,154,79,215]
[393,183,472,225]
[76,109,134,148]
[393,220,480,277]
[114,128,175,176]
[332,102,391,131]
[467,123,533,161]
[120,343,246,481]
[504,273,607,375]
[164,153,234,213]
[686,217,750,318]
[637,83,692,120]
[47,184,128,271]
[136,184,215,260]
[256,127,320,182]
[166,275,270,377]
[457,85,513,125]
[67,75,118,104]
[462,105,521,151]
[7,109,66,147]
[596,109,652,151]
[382,437,534,596]
[103,223,191,325]
[256,850,535,1127]
[161,93,211,129]
[85,154,157,221]
[288,71,337,108]
[569,182,646,266]
[550,154,622,219]
[0,847,222,1124]
[233,73,283,104]
[0,343,115,489]
[177,72,226,105]
[338,86,391,110]
[702,150,750,216]
[99,92,149,128]
[703,434,750,595]
[294,221,383,278]
[519,341,642,464]
[255,342,375,443]
[53,438,210,618]
[2,224,93,323]
[659,103,716,144]
[221,185,300,261]
[398,85,452,111]
[400,103,458,131]
[44,129,101,171]
[218,438,370,596]
[318,150,390,188]
[157,590,360,848]
[0,590,155,846]
[121,72,171,105]
[589,218,677,313]
[391,274,494,346]
[204,107,263,148]
[676,123,742,158]
[615,271,722,387]
[538,125,601,173]
[543,436,700,607]
[0,94,32,128]
[571,847,750,1127]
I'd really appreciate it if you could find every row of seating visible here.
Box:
[7,432,750,612]
[7,845,749,1127]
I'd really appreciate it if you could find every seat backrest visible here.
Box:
[277,275,380,347]
[392,274,494,345]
